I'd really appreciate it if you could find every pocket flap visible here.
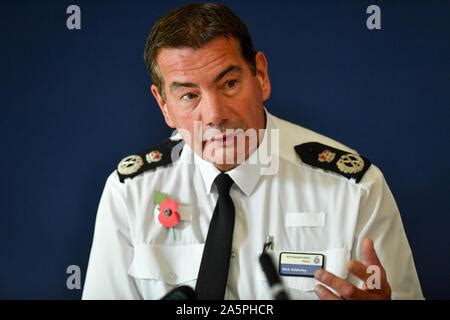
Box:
[285,212,326,227]
[128,243,204,285]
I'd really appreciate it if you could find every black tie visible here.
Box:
[195,173,235,300]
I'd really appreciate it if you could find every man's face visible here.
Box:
[151,36,271,171]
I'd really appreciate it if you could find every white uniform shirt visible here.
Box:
[82,110,423,300]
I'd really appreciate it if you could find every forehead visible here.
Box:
[156,37,245,81]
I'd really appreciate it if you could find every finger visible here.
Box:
[347,259,371,283]
[314,269,367,300]
[361,238,382,267]
[314,284,342,300]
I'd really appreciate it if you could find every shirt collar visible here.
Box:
[179,108,276,197]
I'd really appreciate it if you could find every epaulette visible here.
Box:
[116,138,184,183]
[294,142,371,183]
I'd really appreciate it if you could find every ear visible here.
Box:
[254,52,271,101]
[150,84,176,128]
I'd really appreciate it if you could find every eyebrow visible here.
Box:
[169,65,243,92]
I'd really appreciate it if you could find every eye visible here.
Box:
[226,79,238,89]
[180,93,198,101]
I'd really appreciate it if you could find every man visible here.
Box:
[82,3,423,300]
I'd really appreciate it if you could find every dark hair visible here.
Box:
[144,3,257,101]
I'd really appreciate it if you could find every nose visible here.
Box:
[201,92,228,128]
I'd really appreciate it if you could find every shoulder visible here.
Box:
[115,137,184,183]
[269,112,380,186]
[270,113,357,157]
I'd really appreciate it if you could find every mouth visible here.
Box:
[203,130,243,146]
[204,132,233,142]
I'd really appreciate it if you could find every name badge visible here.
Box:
[279,252,325,277]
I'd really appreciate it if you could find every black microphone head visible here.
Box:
[161,285,197,300]
[259,252,280,287]
[259,252,290,300]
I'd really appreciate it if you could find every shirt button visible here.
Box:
[231,251,236,258]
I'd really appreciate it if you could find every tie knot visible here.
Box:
[214,173,234,195]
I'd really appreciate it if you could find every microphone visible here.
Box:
[160,285,197,300]
[259,252,290,300]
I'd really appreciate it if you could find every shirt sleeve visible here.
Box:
[350,165,424,299]
[82,172,142,299]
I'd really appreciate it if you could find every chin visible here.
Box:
[204,145,246,170]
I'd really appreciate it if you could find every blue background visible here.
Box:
[1,0,449,299]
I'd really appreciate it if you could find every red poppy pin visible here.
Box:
[154,191,180,240]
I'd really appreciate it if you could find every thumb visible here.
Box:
[361,238,382,267]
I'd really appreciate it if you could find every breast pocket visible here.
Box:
[256,247,350,299]
[128,243,204,299]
